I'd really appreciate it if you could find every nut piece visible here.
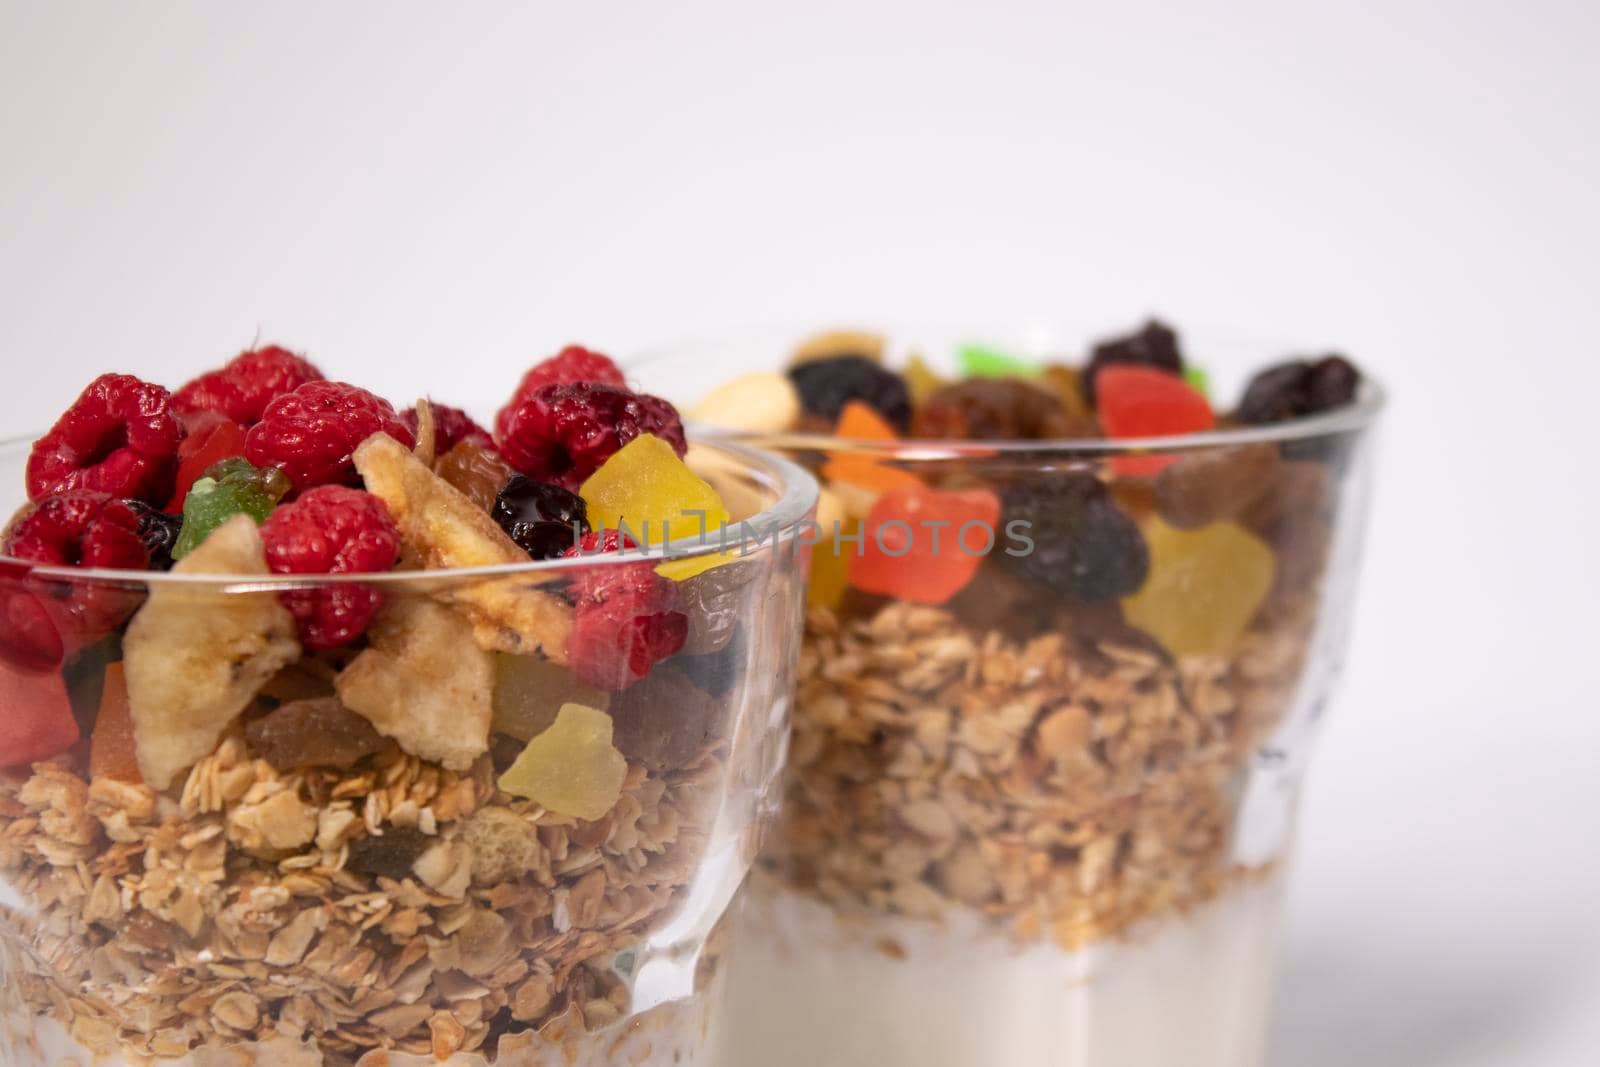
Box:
[352,432,573,660]
[335,596,494,770]
[791,329,886,365]
[687,371,801,432]
[124,515,301,789]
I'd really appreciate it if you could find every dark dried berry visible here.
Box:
[492,475,589,560]
[787,356,912,432]
[245,697,387,771]
[913,378,1092,440]
[1235,355,1360,424]
[1082,320,1184,406]
[608,665,724,769]
[346,826,431,879]
[126,502,183,571]
[999,473,1148,601]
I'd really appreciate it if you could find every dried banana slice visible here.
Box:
[124,515,301,789]
[352,433,572,660]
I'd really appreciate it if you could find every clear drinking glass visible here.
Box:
[0,435,815,1067]
[633,325,1384,1067]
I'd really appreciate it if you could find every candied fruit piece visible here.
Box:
[168,418,248,511]
[492,654,610,741]
[435,441,516,512]
[849,487,1000,605]
[1184,365,1211,398]
[999,474,1149,602]
[608,665,722,770]
[1154,443,1279,529]
[787,355,911,432]
[496,702,628,821]
[902,355,948,406]
[347,826,432,879]
[578,435,731,581]
[172,458,290,560]
[1082,319,1184,406]
[0,656,80,767]
[1096,365,1216,476]
[957,343,1041,379]
[806,487,859,611]
[913,379,1088,440]
[89,661,142,783]
[1040,365,1097,431]
[821,402,922,494]
[1121,518,1275,655]
[244,697,386,771]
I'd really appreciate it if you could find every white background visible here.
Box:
[2,2,1597,1063]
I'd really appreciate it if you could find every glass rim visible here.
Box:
[0,435,819,590]
[629,321,1387,456]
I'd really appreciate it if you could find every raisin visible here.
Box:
[244,697,387,771]
[608,665,724,769]
[492,476,589,560]
[786,356,912,432]
[1082,320,1184,406]
[1235,355,1361,424]
[346,826,431,879]
[435,441,515,512]
[913,379,1092,440]
[999,473,1148,601]
[1153,443,1279,529]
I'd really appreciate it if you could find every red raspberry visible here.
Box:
[259,485,401,650]
[495,346,627,442]
[401,402,491,455]
[497,383,686,492]
[26,373,182,504]
[173,345,324,427]
[245,381,415,491]
[561,533,686,689]
[0,492,151,670]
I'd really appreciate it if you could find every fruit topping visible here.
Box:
[564,558,687,691]
[609,665,722,769]
[88,661,141,783]
[820,402,922,494]
[352,434,573,659]
[1153,443,1279,529]
[787,355,912,432]
[998,473,1149,601]
[791,330,886,365]
[346,825,433,879]
[402,401,491,456]
[123,515,301,789]
[171,458,291,561]
[245,380,414,491]
[914,378,1090,440]
[172,346,324,427]
[679,557,753,655]
[492,653,610,742]
[26,373,182,504]
[578,434,730,579]
[493,475,589,560]
[168,417,248,510]
[0,656,80,767]
[805,486,855,610]
[686,371,801,432]
[435,440,516,512]
[335,596,493,771]
[495,345,627,442]
[849,487,1001,605]
[1082,319,1184,406]
[901,355,948,406]
[127,501,183,571]
[496,702,627,821]
[1095,365,1216,475]
[957,343,1041,379]
[1235,355,1361,424]
[497,382,686,493]
[259,485,401,650]
[243,696,387,771]
[1120,517,1275,655]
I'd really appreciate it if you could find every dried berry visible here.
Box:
[913,378,1092,440]
[402,401,491,455]
[346,826,432,879]
[434,441,515,512]
[999,473,1148,601]
[608,665,722,769]
[126,501,183,571]
[1082,320,1184,406]
[1154,444,1279,529]
[495,346,627,442]
[787,355,912,432]
[26,373,182,504]
[244,381,415,490]
[497,382,686,493]
[679,558,753,656]
[244,697,387,771]
[172,345,324,426]
[1235,355,1360,424]
[492,475,589,560]
[259,485,401,650]
[668,635,744,697]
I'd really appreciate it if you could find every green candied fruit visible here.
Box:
[172,458,291,559]
[1184,364,1211,398]
[957,343,1042,379]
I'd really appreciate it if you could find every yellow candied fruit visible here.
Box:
[496,703,628,821]
[1121,518,1276,656]
[579,435,732,582]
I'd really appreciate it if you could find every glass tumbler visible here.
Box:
[633,326,1383,1067]
[0,435,815,1067]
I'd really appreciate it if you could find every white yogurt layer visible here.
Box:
[712,875,1286,1067]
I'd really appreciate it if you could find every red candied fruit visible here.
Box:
[0,492,151,670]
[168,418,248,510]
[402,402,492,455]
[172,345,324,427]
[0,657,80,768]
[498,383,685,493]
[244,381,415,491]
[1096,365,1216,476]
[561,531,686,690]
[26,373,182,504]
[259,485,401,650]
[495,346,627,442]
[849,487,1001,605]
